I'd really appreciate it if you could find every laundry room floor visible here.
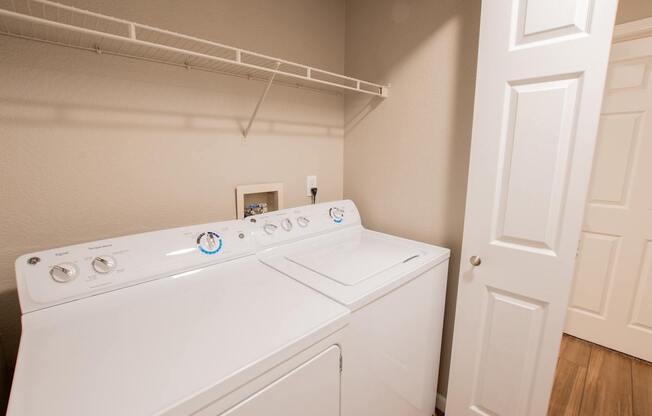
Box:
[547,334,652,416]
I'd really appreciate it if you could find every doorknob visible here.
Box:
[469,256,482,267]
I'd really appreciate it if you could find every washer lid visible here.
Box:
[286,232,421,286]
[260,227,450,311]
[8,258,348,416]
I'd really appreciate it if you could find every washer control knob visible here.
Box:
[297,216,310,227]
[197,232,222,255]
[281,218,293,231]
[92,256,116,274]
[329,207,344,222]
[50,263,77,283]
[264,223,278,235]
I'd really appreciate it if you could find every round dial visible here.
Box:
[196,232,223,255]
[281,218,293,231]
[264,223,278,235]
[297,216,310,228]
[329,207,344,223]
[92,256,116,274]
[50,263,78,283]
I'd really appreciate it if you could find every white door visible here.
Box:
[565,22,652,362]
[446,1,618,415]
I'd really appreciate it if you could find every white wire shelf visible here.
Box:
[0,0,389,98]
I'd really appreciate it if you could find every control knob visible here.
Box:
[297,216,310,227]
[50,263,77,283]
[197,232,222,255]
[264,223,278,235]
[329,207,344,223]
[281,218,293,231]
[92,256,116,274]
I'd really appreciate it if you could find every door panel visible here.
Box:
[569,232,619,315]
[446,0,618,415]
[221,346,341,416]
[515,0,594,46]
[565,32,652,362]
[606,61,649,89]
[473,289,546,416]
[495,76,580,254]
[588,113,642,204]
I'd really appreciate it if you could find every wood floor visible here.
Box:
[547,334,652,416]
[434,334,651,416]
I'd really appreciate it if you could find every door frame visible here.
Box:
[613,17,652,42]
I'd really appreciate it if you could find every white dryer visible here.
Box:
[252,200,450,416]
[9,219,349,416]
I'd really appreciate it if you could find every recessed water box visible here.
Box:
[235,183,284,219]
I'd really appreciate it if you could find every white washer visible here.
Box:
[252,200,450,416]
[9,219,349,416]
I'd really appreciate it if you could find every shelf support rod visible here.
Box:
[243,61,281,139]
[128,23,136,39]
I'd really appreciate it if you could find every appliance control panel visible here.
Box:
[15,219,253,313]
[251,200,361,248]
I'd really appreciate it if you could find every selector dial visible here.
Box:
[50,263,78,283]
[197,232,223,255]
[297,216,310,228]
[281,218,293,232]
[264,223,278,235]
[92,256,116,274]
[329,207,344,223]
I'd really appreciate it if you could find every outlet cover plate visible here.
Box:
[306,176,317,196]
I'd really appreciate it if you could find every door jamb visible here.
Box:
[613,17,652,42]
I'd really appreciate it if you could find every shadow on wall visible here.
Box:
[0,97,345,138]
[344,95,384,133]
[343,0,481,400]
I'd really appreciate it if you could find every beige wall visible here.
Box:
[617,0,652,24]
[344,0,481,398]
[0,0,345,400]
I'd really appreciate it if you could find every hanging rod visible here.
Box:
[0,0,390,98]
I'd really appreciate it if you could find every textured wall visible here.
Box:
[344,0,481,399]
[617,0,652,23]
[0,0,346,405]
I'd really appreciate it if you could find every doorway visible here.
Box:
[546,16,652,416]
[444,0,620,414]
[565,17,652,365]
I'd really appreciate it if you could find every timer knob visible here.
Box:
[92,256,116,274]
[281,218,293,231]
[197,232,222,254]
[50,263,77,283]
[329,207,344,222]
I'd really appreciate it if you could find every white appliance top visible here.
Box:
[15,219,255,313]
[10,219,349,416]
[285,232,421,285]
[251,201,450,310]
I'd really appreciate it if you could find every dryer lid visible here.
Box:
[285,232,422,286]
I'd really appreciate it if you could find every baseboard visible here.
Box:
[436,393,447,413]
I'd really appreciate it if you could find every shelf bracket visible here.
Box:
[243,61,281,139]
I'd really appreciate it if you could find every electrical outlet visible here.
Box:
[306,176,317,197]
